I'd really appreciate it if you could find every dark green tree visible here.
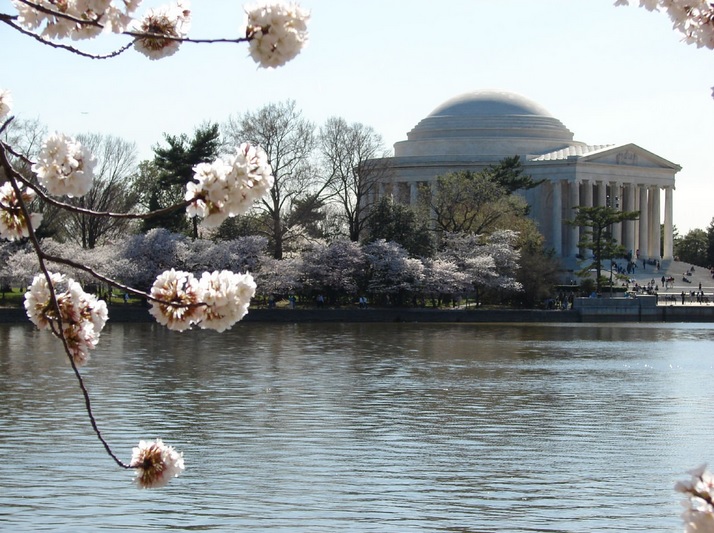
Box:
[675,228,709,267]
[286,193,327,240]
[569,206,639,293]
[423,157,537,236]
[707,218,714,267]
[140,123,221,238]
[509,217,562,308]
[482,155,544,195]
[365,196,434,258]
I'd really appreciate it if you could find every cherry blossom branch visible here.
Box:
[0,15,133,59]
[5,171,131,470]
[2,140,193,220]
[0,12,250,59]
[1,1,308,488]
[3,2,309,66]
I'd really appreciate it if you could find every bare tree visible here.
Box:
[318,117,391,242]
[1,117,67,239]
[64,133,139,248]
[223,100,317,259]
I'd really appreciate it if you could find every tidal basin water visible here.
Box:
[1,321,714,532]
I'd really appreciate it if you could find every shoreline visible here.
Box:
[2,303,714,324]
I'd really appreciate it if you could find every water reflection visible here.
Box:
[1,322,713,532]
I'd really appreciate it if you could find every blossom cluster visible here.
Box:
[246,2,310,68]
[0,181,43,240]
[130,438,184,489]
[0,89,12,121]
[11,0,141,40]
[148,268,256,332]
[185,142,274,228]
[32,132,96,198]
[24,272,108,366]
[615,0,714,50]
[676,464,714,532]
[132,1,191,60]
[10,1,310,66]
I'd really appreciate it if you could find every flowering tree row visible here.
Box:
[0,0,309,488]
[1,228,524,308]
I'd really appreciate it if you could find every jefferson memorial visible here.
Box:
[374,90,680,266]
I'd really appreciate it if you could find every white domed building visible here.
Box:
[373,90,679,266]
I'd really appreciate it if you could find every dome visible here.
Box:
[428,90,554,119]
[394,90,581,159]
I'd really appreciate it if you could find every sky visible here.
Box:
[2,0,713,234]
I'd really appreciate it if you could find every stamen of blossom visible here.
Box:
[676,465,714,533]
[0,89,12,120]
[11,0,140,39]
[24,272,108,366]
[130,439,184,489]
[0,182,43,240]
[185,142,274,228]
[32,132,96,198]
[245,2,309,68]
[148,268,204,331]
[132,1,191,60]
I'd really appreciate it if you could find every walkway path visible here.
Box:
[622,259,712,305]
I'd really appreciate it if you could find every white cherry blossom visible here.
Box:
[130,439,184,489]
[197,270,256,332]
[148,268,256,332]
[11,0,140,40]
[615,0,714,50]
[676,465,714,533]
[245,2,309,68]
[0,89,12,120]
[32,132,96,198]
[185,143,274,228]
[0,181,43,240]
[24,272,108,366]
[132,1,191,60]
[148,268,204,331]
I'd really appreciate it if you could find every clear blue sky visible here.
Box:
[2,0,713,233]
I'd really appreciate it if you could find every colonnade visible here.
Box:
[548,179,674,261]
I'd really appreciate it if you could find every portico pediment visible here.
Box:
[578,143,681,171]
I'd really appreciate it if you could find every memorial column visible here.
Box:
[638,185,649,259]
[610,181,622,245]
[623,183,636,256]
[568,180,580,258]
[648,186,661,260]
[551,180,563,256]
[596,180,607,207]
[663,186,674,260]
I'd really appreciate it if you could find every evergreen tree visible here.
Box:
[569,206,639,293]
[140,123,221,237]
[365,196,434,258]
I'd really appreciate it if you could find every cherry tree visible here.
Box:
[0,0,309,488]
[420,258,470,307]
[362,239,425,305]
[299,238,367,303]
[254,255,303,301]
[438,231,522,306]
